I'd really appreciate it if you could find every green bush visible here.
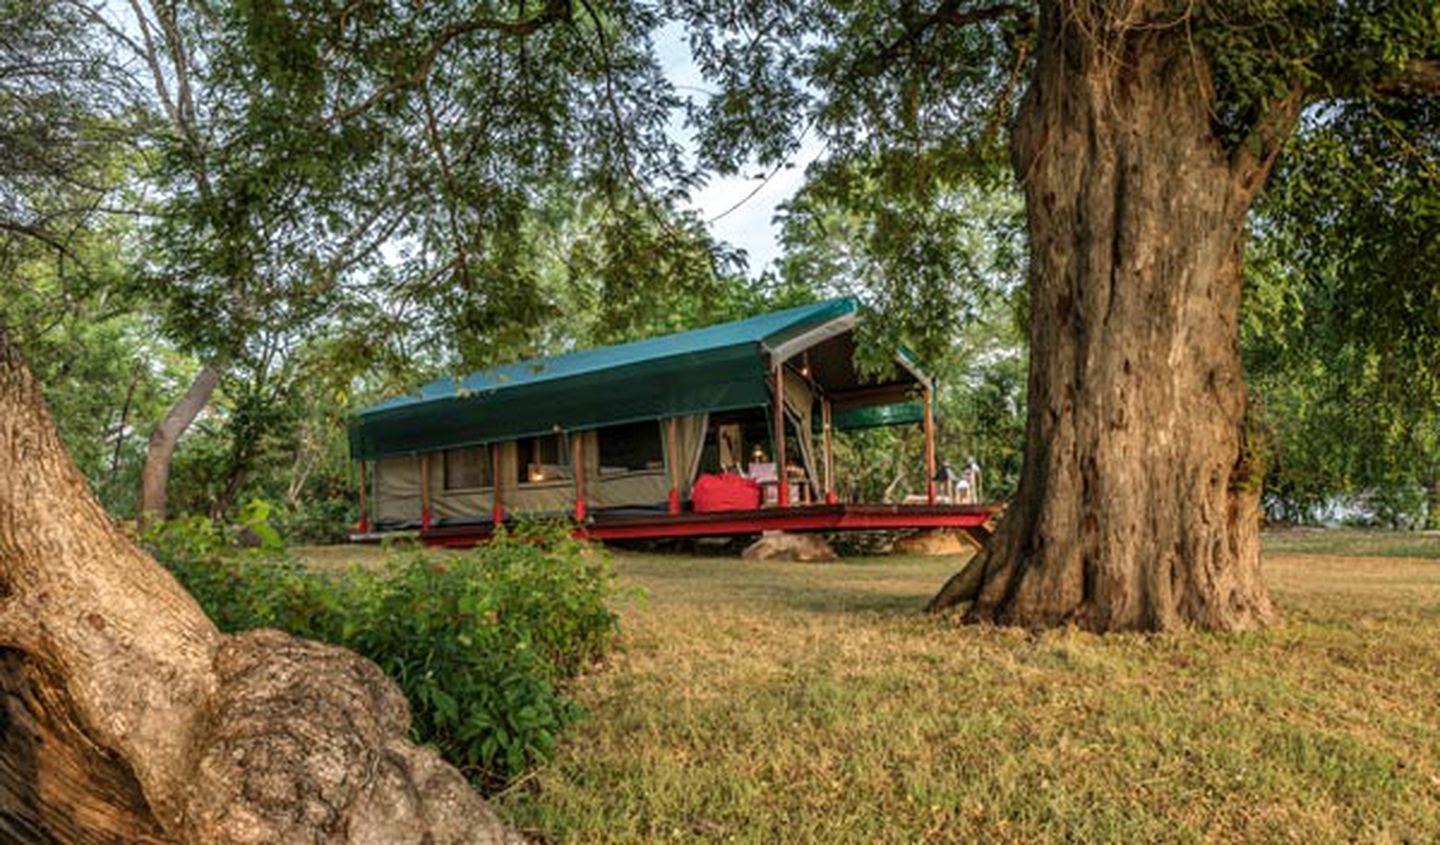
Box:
[145,519,619,790]
[274,495,358,545]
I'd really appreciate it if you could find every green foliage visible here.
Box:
[778,177,1028,498]
[148,521,620,789]
[235,498,285,552]
[274,496,358,545]
[142,513,233,563]
[1195,1,1439,148]
[1244,89,1440,525]
[8,0,1440,534]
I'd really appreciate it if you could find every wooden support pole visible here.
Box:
[666,418,681,514]
[491,443,504,526]
[357,460,369,534]
[419,453,431,531]
[823,399,836,504]
[573,433,587,522]
[923,383,936,506]
[774,364,789,508]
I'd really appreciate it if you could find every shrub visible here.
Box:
[274,495,357,545]
[145,519,619,790]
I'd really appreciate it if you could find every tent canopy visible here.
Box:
[349,297,930,461]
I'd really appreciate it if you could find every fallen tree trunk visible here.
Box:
[0,323,522,844]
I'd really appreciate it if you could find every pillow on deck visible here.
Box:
[692,473,762,512]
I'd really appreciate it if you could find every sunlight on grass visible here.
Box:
[1263,528,1440,560]
[297,536,1440,842]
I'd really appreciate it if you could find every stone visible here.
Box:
[741,531,838,562]
[891,529,979,558]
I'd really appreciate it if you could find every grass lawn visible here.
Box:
[299,535,1440,843]
[1262,527,1440,560]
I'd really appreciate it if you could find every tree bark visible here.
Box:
[0,325,522,843]
[929,6,1297,630]
[137,365,220,525]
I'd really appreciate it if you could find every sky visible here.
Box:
[101,3,814,275]
[654,24,826,274]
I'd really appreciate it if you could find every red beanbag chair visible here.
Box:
[691,472,762,512]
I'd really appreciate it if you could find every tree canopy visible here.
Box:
[2,0,1438,616]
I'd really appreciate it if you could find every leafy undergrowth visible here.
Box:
[150,518,620,791]
[472,541,1440,843]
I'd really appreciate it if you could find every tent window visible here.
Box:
[598,421,664,477]
[518,434,572,484]
[443,446,491,490]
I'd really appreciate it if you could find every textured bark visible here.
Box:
[0,326,522,843]
[929,5,1299,630]
[136,365,220,525]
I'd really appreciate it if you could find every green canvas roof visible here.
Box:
[350,298,861,460]
[827,400,927,432]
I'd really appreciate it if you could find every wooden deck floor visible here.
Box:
[415,502,1000,548]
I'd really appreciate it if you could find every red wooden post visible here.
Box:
[419,453,432,531]
[491,443,505,526]
[774,364,789,508]
[357,460,370,534]
[666,418,681,514]
[573,433,587,522]
[924,383,937,506]
[823,399,837,504]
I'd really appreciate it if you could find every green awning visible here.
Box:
[827,401,926,431]
[349,299,860,460]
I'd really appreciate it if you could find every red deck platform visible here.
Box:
[417,503,1000,548]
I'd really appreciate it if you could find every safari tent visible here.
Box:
[348,297,995,544]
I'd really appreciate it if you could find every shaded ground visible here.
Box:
[295,534,1440,843]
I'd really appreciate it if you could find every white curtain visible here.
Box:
[781,370,819,495]
[665,413,710,494]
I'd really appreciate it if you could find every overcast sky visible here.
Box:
[654,24,825,274]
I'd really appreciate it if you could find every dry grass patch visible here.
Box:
[483,542,1440,844]
[289,537,1440,842]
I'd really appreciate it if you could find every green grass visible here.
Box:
[1263,527,1440,559]
[296,538,1440,843]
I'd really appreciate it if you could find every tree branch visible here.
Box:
[878,1,1033,68]
[325,0,573,124]
[935,2,1032,30]
[1315,58,1440,101]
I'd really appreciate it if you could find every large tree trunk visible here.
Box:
[0,325,521,843]
[929,6,1299,630]
[136,365,221,525]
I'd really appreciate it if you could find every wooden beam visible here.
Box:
[357,460,369,534]
[666,418,681,514]
[419,453,431,531]
[491,443,504,526]
[573,433,587,521]
[923,384,936,506]
[823,399,836,504]
[774,364,789,507]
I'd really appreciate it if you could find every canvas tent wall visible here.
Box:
[350,297,933,528]
[364,418,710,528]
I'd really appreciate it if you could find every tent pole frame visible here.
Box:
[924,383,936,506]
[666,418,681,514]
[823,398,835,504]
[774,363,789,508]
[357,460,369,534]
[573,433,587,522]
[419,453,431,531]
[491,443,504,526]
